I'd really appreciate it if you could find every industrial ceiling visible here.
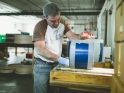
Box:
[0,0,105,26]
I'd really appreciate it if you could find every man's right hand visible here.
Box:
[57,57,69,66]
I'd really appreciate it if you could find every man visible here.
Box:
[32,2,94,93]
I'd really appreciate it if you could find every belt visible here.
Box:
[35,57,56,64]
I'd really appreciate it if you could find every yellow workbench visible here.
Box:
[50,62,114,93]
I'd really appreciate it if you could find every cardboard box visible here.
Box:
[116,0,123,9]
[120,43,124,84]
[111,74,124,93]
[114,42,124,84]
[115,3,124,41]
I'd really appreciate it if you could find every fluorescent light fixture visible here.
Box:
[0,1,21,12]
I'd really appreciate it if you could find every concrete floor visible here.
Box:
[0,74,33,93]
[0,48,33,93]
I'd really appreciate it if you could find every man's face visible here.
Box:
[46,14,60,28]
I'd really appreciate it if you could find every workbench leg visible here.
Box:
[5,47,8,57]
[15,47,17,56]
[32,48,34,76]
[32,48,34,67]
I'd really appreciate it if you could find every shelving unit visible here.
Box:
[0,43,34,67]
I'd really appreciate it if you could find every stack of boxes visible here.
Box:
[111,0,124,93]
[6,34,15,43]
[0,33,20,43]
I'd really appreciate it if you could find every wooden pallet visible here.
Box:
[50,66,114,85]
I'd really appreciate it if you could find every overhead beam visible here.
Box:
[0,12,100,16]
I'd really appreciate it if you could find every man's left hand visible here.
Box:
[79,31,96,39]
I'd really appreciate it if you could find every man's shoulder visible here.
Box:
[35,19,47,29]
[60,18,69,25]
[60,18,65,23]
[37,19,47,25]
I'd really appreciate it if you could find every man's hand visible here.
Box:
[79,31,96,39]
[57,57,69,66]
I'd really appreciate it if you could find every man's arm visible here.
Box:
[34,40,69,66]
[65,30,95,40]
[65,30,80,40]
[34,40,59,61]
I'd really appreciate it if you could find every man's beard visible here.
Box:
[51,23,59,28]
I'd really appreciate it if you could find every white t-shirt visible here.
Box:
[34,23,65,62]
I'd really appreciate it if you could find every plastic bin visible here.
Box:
[0,35,6,43]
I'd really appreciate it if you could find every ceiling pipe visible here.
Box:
[61,8,101,11]
[27,0,42,10]
[0,12,100,15]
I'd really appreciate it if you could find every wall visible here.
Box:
[0,16,40,35]
[0,21,14,34]
[72,24,97,36]
[22,24,36,35]
[73,25,84,34]
[97,0,116,58]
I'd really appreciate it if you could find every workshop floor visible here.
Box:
[0,48,33,93]
[0,48,109,93]
[0,73,33,93]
